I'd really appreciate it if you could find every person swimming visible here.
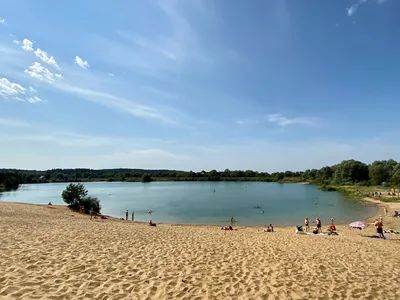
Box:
[261,210,264,214]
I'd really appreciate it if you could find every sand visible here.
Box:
[1,202,400,300]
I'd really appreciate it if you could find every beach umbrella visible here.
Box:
[349,221,368,230]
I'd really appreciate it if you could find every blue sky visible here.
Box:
[1,0,400,171]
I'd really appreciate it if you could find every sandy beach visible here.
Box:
[1,202,400,299]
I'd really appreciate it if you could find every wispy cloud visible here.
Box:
[0,77,44,103]
[0,117,32,127]
[12,40,20,45]
[74,56,89,69]
[267,113,314,126]
[24,62,63,83]
[92,1,212,77]
[0,117,171,149]
[0,19,5,24]
[26,96,44,103]
[108,73,115,77]
[102,149,191,167]
[54,83,180,125]
[236,119,259,126]
[347,0,390,16]
[145,86,178,99]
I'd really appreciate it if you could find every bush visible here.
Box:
[82,196,101,213]
[61,183,101,213]
[61,183,88,209]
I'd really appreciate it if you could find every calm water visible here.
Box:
[0,182,378,226]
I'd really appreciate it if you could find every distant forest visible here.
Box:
[1,159,400,191]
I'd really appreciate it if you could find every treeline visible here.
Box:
[1,159,400,190]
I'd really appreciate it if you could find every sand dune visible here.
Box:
[1,202,400,299]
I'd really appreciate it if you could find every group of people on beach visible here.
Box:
[298,217,337,235]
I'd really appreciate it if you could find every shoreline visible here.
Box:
[0,200,383,229]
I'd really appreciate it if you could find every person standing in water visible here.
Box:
[131,210,135,221]
[125,210,128,220]
[230,217,235,223]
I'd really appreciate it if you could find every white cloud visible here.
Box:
[26,96,44,103]
[74,56,89,69]
[21,38,34,51]
[29,86,37,93]
[347,0,389,16]
[24,62,63,83]
[19,39,60,68]
[267,114,314,126]
[0,77,26,97]
[0,19,5,24]
[108,73,115,77]
[34,48,59,69]
[0,77,44,104]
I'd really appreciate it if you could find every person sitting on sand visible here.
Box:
[327,223,338,235]
[296,225,304,233]
[149,220,156,227]
[221,226,234,230]
[48,202,52,206]
[269,224,274,232]
[264,226,272,232]
[374,219,384,239]
[312,226,319,234]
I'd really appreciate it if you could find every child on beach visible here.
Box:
[375,219,384,239]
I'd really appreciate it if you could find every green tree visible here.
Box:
[316,166,334,183]
[369,161,390,185]
[391,164,400,187]
[142,174,152,182]
[61,183,88,209]
[333,160,369,185]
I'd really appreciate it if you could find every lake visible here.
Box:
[0,182,378,226]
